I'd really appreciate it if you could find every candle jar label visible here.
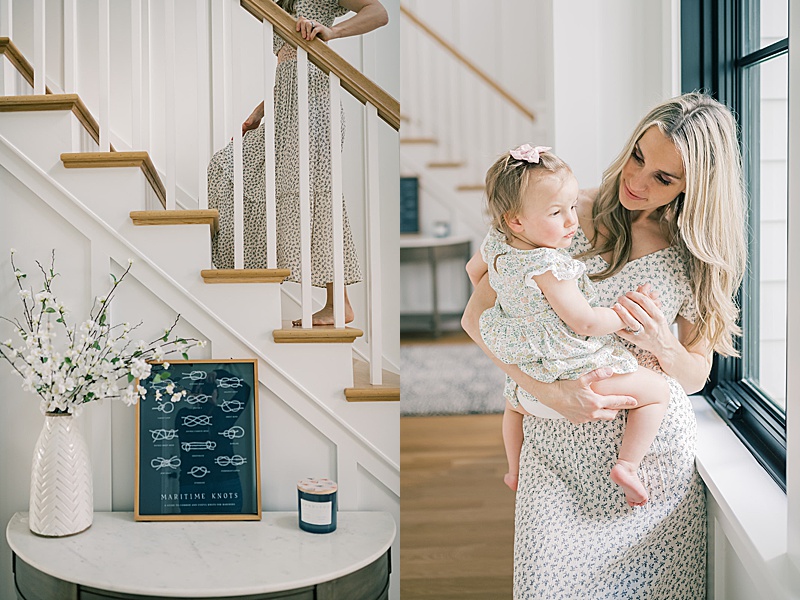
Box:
[300,499,332,526]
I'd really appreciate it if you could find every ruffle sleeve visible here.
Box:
[523,248,586,288]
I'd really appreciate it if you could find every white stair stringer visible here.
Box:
[0,130,399,500]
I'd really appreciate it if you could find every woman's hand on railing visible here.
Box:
[241,102,266,136]
[298,17,334,42]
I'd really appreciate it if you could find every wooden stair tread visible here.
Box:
[62,151,165,208]
[344,359,399,402]
[130,210,219,236]
[273,321,363,344]
[201,268,291,284]
[0,94,101,146]
[427,161,465,168]
[400,137,437,144]
[457,183,485,192]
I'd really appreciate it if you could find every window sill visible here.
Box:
[692,396,799,598]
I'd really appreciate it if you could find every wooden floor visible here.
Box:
[401,414,515,599]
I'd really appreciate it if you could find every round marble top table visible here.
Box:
[7,511,395,599]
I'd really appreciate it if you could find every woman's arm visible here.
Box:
[614,288,712,394]
[462,275,637,423]
[298,0,388,41]
[466,251,489,288]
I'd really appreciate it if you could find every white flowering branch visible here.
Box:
[0,250,207,415]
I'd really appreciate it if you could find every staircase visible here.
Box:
[400,2,548,251]
[0,0,399,597]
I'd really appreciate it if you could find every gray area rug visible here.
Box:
[400,342,506,415]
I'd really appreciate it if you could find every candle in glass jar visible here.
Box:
[297,478,338,533]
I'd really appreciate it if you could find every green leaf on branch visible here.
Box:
[127,373,134,383]
[45,308,56,313]
[99,312,106,325]
[161,371,170,379]
[182,352,188,361]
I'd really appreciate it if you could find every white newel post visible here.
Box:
[298,47,313,327]
[330,73,345,328]
[263,19,277,268]
[165,0,177,209]
[33,0,44,94]
[365,103,382,384]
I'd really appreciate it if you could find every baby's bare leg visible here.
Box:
[592,368,670,506]
[502,400,525,491]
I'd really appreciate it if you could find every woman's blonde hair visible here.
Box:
[485,149,571,243]
[585,92,746,356]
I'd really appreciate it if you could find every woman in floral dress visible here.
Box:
[462,92,746,599]
[207,0,388,326]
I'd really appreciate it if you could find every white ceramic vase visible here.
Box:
[28,411,93,537]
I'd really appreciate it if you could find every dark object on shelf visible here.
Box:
[400,177,420,234]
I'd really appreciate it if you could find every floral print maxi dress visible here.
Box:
[207,0,362,288]
[512,227,706,599]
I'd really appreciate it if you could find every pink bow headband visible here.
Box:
[509,144,551,164]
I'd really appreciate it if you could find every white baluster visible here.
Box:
[210,1,226,151]
[196,0,210,209]
[165,0,176,209]
[330,73,344,328]
[228,0,243,269]
[131,0,142,149]
[33,0,44,94]
[0,0,11,95]
[263,19,277,268]
[365,103,382,385]
[298,47,312,327]
[64,0,78,150]
[99,0,110,151]
[141,0,151,151]
[64,0,76,92]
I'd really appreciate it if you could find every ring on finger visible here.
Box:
[625,324,643,335]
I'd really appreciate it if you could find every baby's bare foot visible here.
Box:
[504,472,519,492]
[610,460,648,507]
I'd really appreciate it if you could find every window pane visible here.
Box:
[742,0,788,53]
[741,53,788,409]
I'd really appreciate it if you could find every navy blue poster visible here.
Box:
[135,360,261,521]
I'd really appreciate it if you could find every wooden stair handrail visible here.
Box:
[0,38,33,88]
[240,0,399,130]
[400,5,536,122]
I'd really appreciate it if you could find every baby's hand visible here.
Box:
[637,283,661,309]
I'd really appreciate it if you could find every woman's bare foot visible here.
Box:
[504,472,519,491]
[292,284,355,327]
[610,460,648,507]
[292,304,355,327]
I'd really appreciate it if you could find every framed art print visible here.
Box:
[135,359,261,521]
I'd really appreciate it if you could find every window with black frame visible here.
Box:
[682,0,789,487]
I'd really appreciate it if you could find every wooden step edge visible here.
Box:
[130,209,219,237]
[456,184,486,192]
[0,93,104,148]
[400,137,437,145]
[0,37,34,87]
[201,269,291,284]
[344,360,399,402]
[427,161,465,169]
[273,321,364,344]
[61,151,166,208]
